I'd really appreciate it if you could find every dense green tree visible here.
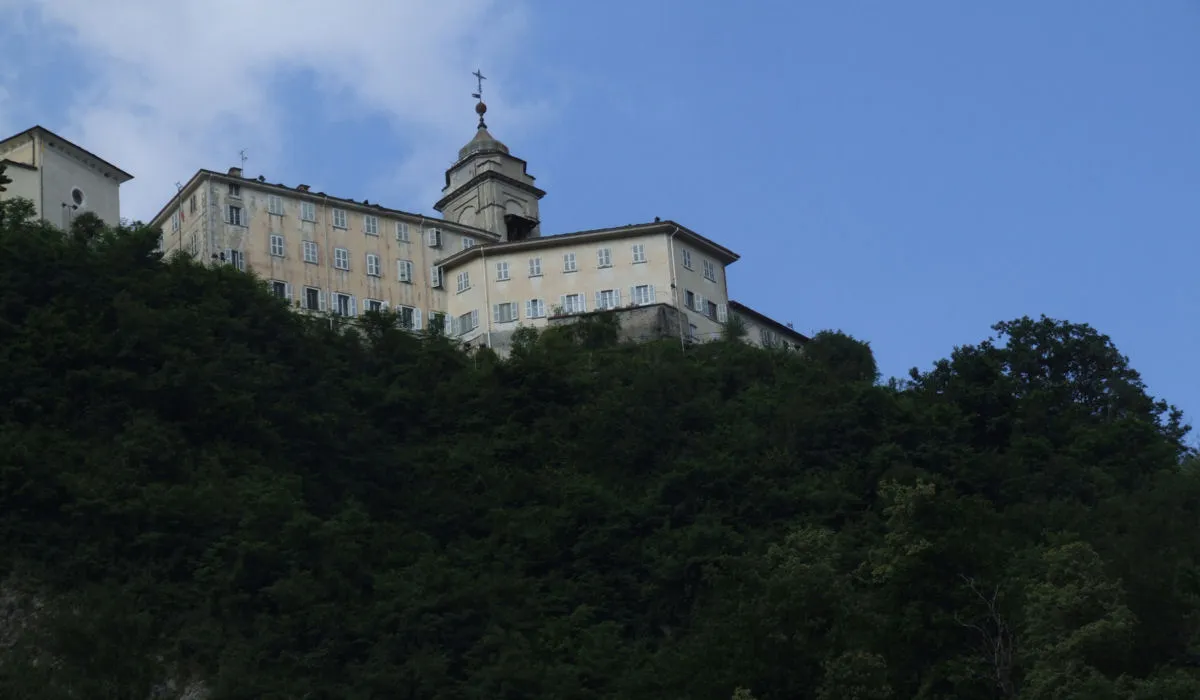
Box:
[0,199,1197,698]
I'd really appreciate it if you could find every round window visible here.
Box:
[71,188,85,206]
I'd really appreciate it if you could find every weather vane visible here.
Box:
[472,69,486,101]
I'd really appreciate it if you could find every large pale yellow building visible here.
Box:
[149,99,808,352]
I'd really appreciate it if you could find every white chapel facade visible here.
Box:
[0,125,132,229]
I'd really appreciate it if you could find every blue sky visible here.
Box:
[3,1,1199,434]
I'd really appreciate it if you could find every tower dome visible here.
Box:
[458,101,510,161]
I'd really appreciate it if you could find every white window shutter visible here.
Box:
[696,293,705,311]
[717,303,728,322]
[470,309,479,330]
[615,288,622,307]
[413,308,423,330]
[649,285,657,302]
[222,248,232,264]
[449,315,459,336]
[349,296,357,317]
[559,294,567,312]
[525,300,533,318]
[594,291,602,310]
[284,282,292,300]
[318,291,326,311]
[580,295,586,313]
[492,304,501,323]
[381,301,390,311]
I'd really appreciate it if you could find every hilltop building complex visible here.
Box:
[2,90,807,352]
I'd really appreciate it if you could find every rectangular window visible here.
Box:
[528,257,542,277]
[366,253,381,277]
[189,194,197,213]
[493,302,518,324]
[685,290,696,309]
[525,298,546,319]
[364,299,385,313]
[397,305,422,330]
[631,284,655,306]
[332,292,355,316]
[707,300,718,318]
[496,261,510,280]
[396,221,410,242]
[461,237,476,250]
[171,212,180,232]
[269,234,285,257]
[681,248,692,269]
[457,310,480,335]
[595,288,621,310]
[224,249,246,271]
[689,324,698,341]
[267,194,284,215]
[227,205,243,226]
[563,252,577,272]
[703,259,717,281]
[302,240,318,264]
[561,293,585,314]
[269,280,289,300]
[303,286,322,311]
[334,247,349,270]
[397,259,414,283]
[332,208,348,229]
[300,201,316,222]
[632,243,646,264]
[364,215,379,235]
[430,266,444,288]
[456,271,470,293]
[427,311,448,333]
[426,228,442,248]
[228,183,241,198]
[597,247,612,267]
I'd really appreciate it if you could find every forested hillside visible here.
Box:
[1,190,1199,699]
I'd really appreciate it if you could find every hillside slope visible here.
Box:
[1,193,1199,699]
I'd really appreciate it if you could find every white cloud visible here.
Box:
[1,0,545,221]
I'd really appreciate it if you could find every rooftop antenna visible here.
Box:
[471,69,488,128]
[239,149,248,170]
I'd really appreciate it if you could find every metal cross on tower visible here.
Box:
[471,69,486,100]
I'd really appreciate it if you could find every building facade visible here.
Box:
[436,221,740,352]
[0,125,133,228]
[154,166,500,332]
[147,98,809,352]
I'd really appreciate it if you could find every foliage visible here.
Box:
[0,199,1198,698]
[0,163,11,193]
[802,329,879,383]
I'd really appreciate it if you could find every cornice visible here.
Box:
[434,170,546,212]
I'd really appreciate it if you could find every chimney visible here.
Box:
[228,166,242,178]
[297,184,310,192]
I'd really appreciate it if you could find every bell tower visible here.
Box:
[433,71,545,241]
